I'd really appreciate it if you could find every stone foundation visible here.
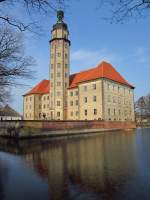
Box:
[0,120,136,138]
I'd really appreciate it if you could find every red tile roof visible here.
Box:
[24,61,134,96]
[69,61,134,89]
[24,80,50,96]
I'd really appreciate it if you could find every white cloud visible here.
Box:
[71,48,123,72]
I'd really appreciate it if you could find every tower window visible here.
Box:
[47,96,49,100]
[65,53,67,58]
[57,72,60,77]
[70,101,73,106]
[70,91,73,96]
[84,97,87,103]
[57,52,61,57]
[51,64,53,69]
[57,82,61,86]
[57,63,61,68]
[93,96,96,102]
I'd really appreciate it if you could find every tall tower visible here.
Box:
[49,10,70,120]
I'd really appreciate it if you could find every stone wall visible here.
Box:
[0,120,136,138]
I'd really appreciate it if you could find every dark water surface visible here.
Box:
[0,128,150,200]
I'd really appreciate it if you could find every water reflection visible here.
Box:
[0,129,150,200]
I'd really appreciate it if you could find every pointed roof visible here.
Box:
[0,105,21,117]
[69,61,134,89]
[24,80,50,96]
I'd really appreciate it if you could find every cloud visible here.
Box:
[71,49,123,72]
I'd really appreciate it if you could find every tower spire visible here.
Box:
[57,10,64,23]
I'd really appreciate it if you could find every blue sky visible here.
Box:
[9,0,150,114]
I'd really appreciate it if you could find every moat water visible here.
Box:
[0,128,150,200]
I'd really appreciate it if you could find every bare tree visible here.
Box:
[99,0,150,23]
[0,0,68,31]
[0,27,35,106]
[136,94,150,115]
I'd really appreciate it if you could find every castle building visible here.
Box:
[23,11,135,121]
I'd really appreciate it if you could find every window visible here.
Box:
[44,96,46,101]
[70,91,73,96]
[51,73,53,78]
[51,82,53,87]
[93,84,96,90]
[76,100,78,106]
[119,109,121,115]
[39,104,41,109]
[30,97,32,101]
[57,82,61,86]
[57,52,61,57]
[65,82,67,87]
[43,104,46,109]
[75,91,78,96]
[85,109,87,116]
[51,64,53,69]
[65,64,68,68]
[39,96,41,100]
[94,109,97,115]
[57,101,60,106]
[118,86,120,92]
[51,54,53,58]
[57,91,61,96]
[71,111,73,116]
[57,63,61,68]
[93,96,96,102]
[70,101,73,106]
[108,95,111,102]
[113,96,116,103]
[57,72,60,77]
[118,97,121,104]
[65,73,67,78]
[57,112,60,117]
[84,97,87,103]
[84,86,87,91]
[108,108,110,115]
[114,109,116,115]
[65,53,67,58]
[26,97,28,102]
[51,43,53,49]
[76,111,78,116]
[47,96,49,100]
[47,104,49,108]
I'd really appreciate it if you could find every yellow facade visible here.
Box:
[23,11,135,121]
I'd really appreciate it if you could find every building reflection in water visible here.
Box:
[21,131,138,200]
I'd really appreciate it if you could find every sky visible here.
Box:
[8,0,150,114]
